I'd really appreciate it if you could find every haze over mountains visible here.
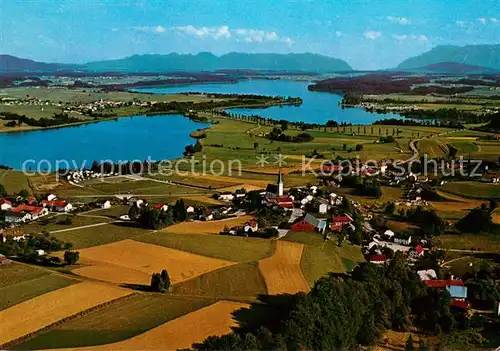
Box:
[1,44,500,74]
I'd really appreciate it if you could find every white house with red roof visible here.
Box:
[276,195,294,208]
[0,199,13,211]
[8,204,48,221]
[244,219,259,233]
[153,203,168,211]
[41,200,73,212]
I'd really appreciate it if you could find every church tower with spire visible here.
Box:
[277,169,284,196]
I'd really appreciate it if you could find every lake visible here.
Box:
[0,115,209,170]
[134,79,399,124]
[1,79,398,170]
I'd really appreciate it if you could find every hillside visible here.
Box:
[397,44,500,70]
[0,55,75,72]
[84,52,352,73]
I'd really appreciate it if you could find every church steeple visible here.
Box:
[277,169,284,196]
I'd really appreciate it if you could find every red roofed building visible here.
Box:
[424,280,465,288]
[368,255,387,264]
[9,204,48,221]
[41,200,73,212]
[276,195,294,208]
[153,204,168,211]
[290,218,316,232]
[450,299,469,310]
[0,199,12,211]
[330,214,353,231]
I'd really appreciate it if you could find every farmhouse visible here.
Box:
[5,211,31,223]
[41,200,73,212]
[244,219,259,233]
[218,193,235,201]
[425,280,468,299]
[290,213,327,233]
[276,195,294,208]
[394,235,412,246]
[153,203,168,211]
[368,254,387,264]
[99,200,112,209]
[7,205,48,222]
[417,269,437,281]
[408,245,425,259]
[0,199,12,211]
[330,214,353,231]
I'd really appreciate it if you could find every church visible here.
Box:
[265,171,284,198]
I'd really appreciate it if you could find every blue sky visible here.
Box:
[1,0,499,69]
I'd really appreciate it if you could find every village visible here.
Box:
[2,155,500,325]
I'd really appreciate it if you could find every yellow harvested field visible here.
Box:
[182,195,225,205]
[52,301,248,351]
[72,262,152,286]
[164,215,254,235]
[73,239,235,285]
[0,282,131,345]
[493,213,500,224]
[258,240,310,295]
[185,173,270,188]
[218,184,263,192]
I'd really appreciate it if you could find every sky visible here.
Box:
[1,0,499,70]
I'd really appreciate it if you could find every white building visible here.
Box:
[186,206,195,214]
[319,203,329,214]
[0,199,12,211]
[100,200,111,209]
[394,236,412,246]
[5,212,31,223]
[218,193,235,201]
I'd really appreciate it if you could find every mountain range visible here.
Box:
[0,52,352,73]
[397,44,500,71]
[2,44,500,74]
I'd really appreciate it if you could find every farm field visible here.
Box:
[85,204,130,218]
[136,231,272,262]
[15,294,212,350]
[0,281,132,346]
[43,300,248,351]
[440,181,500,200]
[171,262,267,301]
[0,262,49,288]
[283,231,364,286]
[0,169,32,194]
[72,239,235,285]
[0,274,77,311]
[51,222,152,249]
[435,234,500,252]
[162,215,254,235]
[258,240,310,295]
[23,214,108,234]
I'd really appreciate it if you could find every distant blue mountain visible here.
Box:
[397,44,500,70]
[84,52,353,73]
[0,54,77,72]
